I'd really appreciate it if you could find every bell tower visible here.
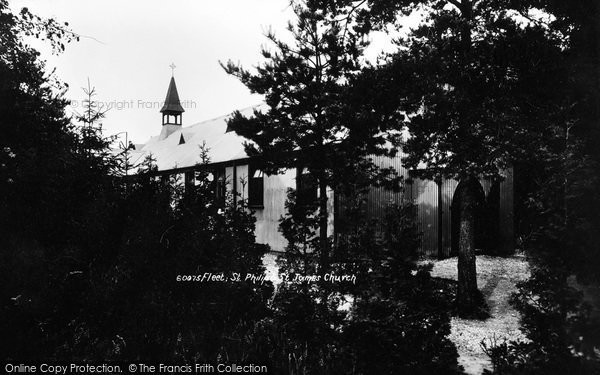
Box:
[159,63,185,140]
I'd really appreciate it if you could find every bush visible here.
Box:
[338,202,460,374]
[258,193,461,374]
[482,264,600,374]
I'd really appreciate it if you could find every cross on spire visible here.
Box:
[169,62,176,77]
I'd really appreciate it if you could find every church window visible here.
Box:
[297,167,318,205]
[248,165,264,208]
[214,168,227,206]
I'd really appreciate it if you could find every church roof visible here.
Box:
[160,77,185,113]
[129,105,263,172]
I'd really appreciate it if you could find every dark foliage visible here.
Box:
[2,149,273,362]
[0,2,272,361]
[254,189,461,374]
[62,168,273,362]
[337,201,461,374]
[478,1,600,373]
[310,0,600,368]
[222,0,403,270]
[482,265,600,374]
[3,0,599,372]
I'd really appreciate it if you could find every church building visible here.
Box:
[129,74,515,257]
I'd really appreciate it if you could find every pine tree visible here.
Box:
[313,0,575,315]
[222,0,400,271]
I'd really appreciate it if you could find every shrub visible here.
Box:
[482,265,600,374]
[258,192,461,374]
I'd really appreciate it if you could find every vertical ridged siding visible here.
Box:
[172,156,514,257]
[362,152,442,256]
[351,152,515,258]
[499,167,514,253]
[440,179,458,257]
[363,154,410,221]
[253,169,296,251]
[410,178,439,256]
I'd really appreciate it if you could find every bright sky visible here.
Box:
[9,0,405,144]
[8,0,297,144]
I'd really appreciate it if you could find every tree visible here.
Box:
[222,0,400,270]
[0,0,131,358]
[251,183,461,373]
[338,199,461,374]
[313,0,574,315]
[521,0,600,282]
[389,0,572,316]
[479,3,600,371]
[0,0,82,244]
[73,155,273,362]
[315,0,600,368]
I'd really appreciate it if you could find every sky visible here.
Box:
[9,0,296,144]
[9,0,403,144]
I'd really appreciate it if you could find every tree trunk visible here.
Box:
[455,1,479,316]
[318,179,329,270]
[457,177,479,316]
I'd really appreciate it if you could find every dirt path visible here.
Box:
[424,254,531,374]
[264,252,531,374]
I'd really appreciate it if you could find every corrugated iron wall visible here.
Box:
[409,178,439,257]
[363,154,410,220]
[498,168,514,254]
[362,153,445,256]
[253,169,296,252]
[341,153,514,258]
[224,165,336,252]
[440,179,459,257]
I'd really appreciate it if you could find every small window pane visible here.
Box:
[249,165,264,207]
